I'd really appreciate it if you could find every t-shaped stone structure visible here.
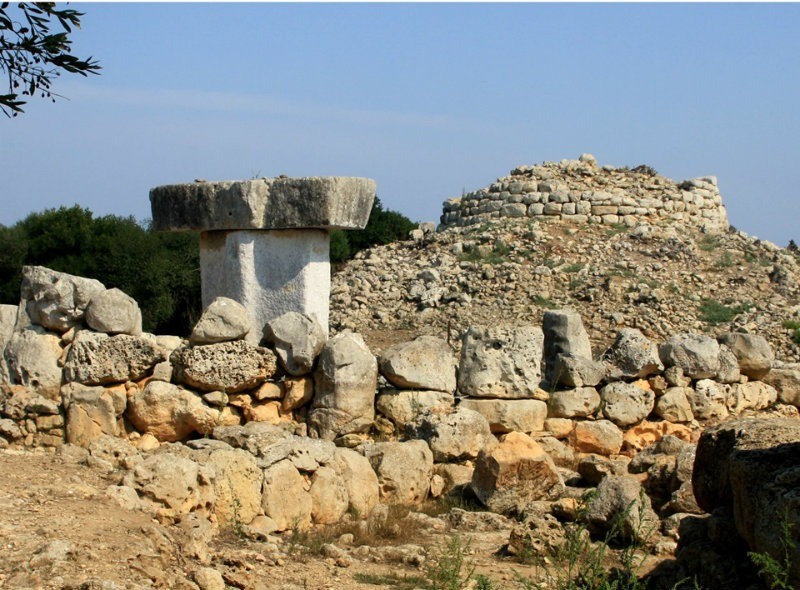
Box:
[150,177,376,342]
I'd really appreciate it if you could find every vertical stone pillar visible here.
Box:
[149,177,375,341]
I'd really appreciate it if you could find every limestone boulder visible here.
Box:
[171,340,278,393]
[150,176,376,231]
[457,324,544,399]
[693,418,800,584]
[362,440,433,505]
[407,407,496,462]
[762,363,800,406]
[0,304,16,346]
[20,266,105,332]
[309,331,377,440]
[604,328,663,379]
[4,326,62,397]
[569,420,623,455]
[726,382,777,414]
[378,335,456,393]
[688,379,729,421]
[654,387,694,423]
[199,448,262,526]
[600,381,655,427]
[376,389,453,428]
[332,447,380,518]
[88,434,139,469]
[281,376,314,411]
[622,421,693,453]
[256,435,336,473]
[585,476,659,543]
[211,422,293,458]
[551,353,605,388]
[190,297,251,345]
[1,386,34,420]
[263,311,326,376]
[123,453,215,519]
[127,381,220,442]
[459,398,547,434]
[64,331,165,386]
[717,332,774,380]
[85,288,142,335]
[0,304,17,383]
[716,344,741,384]
[261,459,313,531]
[542,310,592,382]
[548,387,600,419]
[577,454,630,485]
[62,383,121,447]
[471,431,565,515]
[310,465,349,524]
[659,333,720,380]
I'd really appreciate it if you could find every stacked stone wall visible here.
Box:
[440,155,729,233]
[3,265,800,585]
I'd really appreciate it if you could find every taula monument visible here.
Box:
[149,176,376,340]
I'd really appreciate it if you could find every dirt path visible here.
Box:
[0,447,543,590]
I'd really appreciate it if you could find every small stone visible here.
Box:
[85,288,142,335]
[190,297,251,344]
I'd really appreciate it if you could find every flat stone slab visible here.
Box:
[150,176,376,231]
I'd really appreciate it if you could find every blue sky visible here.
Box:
[2,3,799,245]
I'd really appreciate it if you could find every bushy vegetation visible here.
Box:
[330,196,416,263]
[0,205,200,334]
[0,198,414,334]
[699,299,752,326]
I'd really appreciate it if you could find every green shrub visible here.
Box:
[783,321,800,345]
[533,295,557,309]
[424,536,476,590]
[698,235,721,252]
[748,516,795,590]
[331,196,416,263]
[713,251,736,269]
[699,299,752,326]
[563,263,585,273]
[516,492,654,590]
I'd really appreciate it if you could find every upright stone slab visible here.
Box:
[150,177,375,340]
[200,229,330,337]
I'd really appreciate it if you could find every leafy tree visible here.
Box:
[0,206,200,334]
[330,196,416,263]
[0,2,100,117]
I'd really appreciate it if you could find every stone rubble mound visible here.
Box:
[330,156,800,364]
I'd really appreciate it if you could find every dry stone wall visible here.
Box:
[2,264,800,586]
[440,154,729,233]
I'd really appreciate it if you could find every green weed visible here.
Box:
[424,536,476,590]
[749,514,796,590]
[515,492,654,590]
[699,299,752,326]
[353,572,428,589]
[698,235,721,252]
[563,263,585,273]
[712,251,736,269]
[533,295,557,309]
[783,321,800,345]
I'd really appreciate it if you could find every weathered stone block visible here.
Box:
[150,176,376,232]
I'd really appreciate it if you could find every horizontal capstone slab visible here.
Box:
[150,176,376,231]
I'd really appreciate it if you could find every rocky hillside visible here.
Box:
[330,157,800,361]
